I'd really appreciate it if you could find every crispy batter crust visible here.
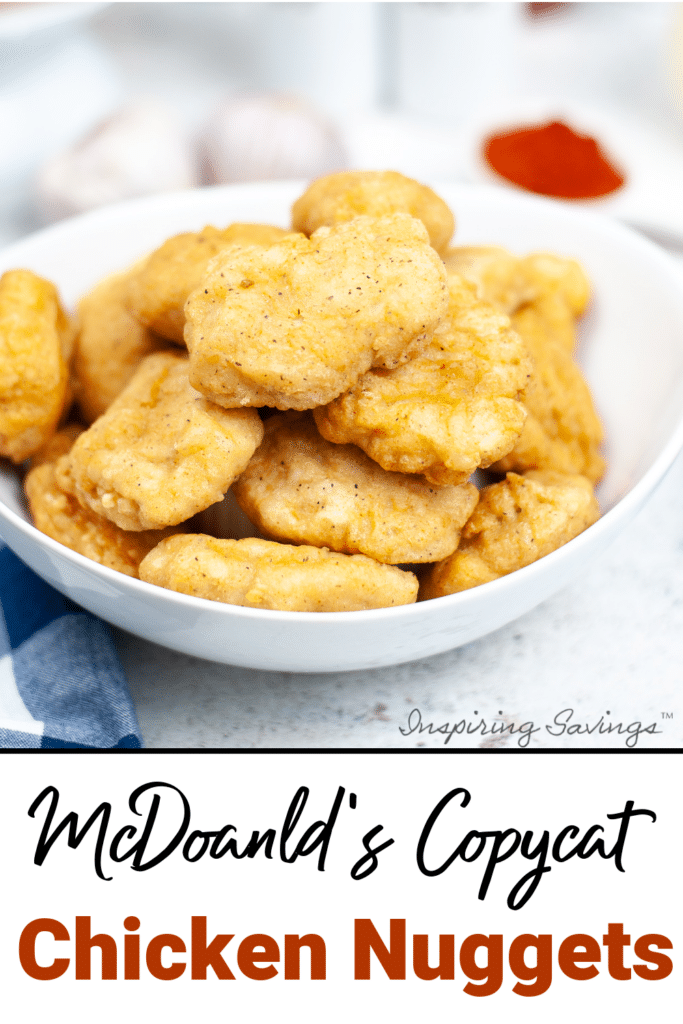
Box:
[443,247,590,326]
[0,269,71,462]
[233,412,479,564]
[25,427,180,576]
[314,275,531,485]
[28,422,84,469]
[493,302,605,483]
[126,223,292,342]
[420,470,600,597]
[139,534,418,611]
[292,171,455,253]
[443,246,531,315]
[520,252,591,319]
[60,351,264,530]
[74,269,170,424]
[185,214,447,410]
[445,247,603,481]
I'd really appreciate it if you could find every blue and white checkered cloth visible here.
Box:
[0,544,142,748]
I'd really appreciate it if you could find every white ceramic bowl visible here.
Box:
[2,182,683,672]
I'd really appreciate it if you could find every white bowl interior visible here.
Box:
[1,181,683,671]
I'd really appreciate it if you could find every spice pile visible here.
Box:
[483,120,625,200]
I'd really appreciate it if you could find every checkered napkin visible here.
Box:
[0,544,142,749]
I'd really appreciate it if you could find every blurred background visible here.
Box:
[1,2,683,249]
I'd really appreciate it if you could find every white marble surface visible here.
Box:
[116,438,683,751]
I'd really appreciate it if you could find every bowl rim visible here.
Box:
[2,179,683,625]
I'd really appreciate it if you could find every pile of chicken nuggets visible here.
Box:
[1,170,602,613]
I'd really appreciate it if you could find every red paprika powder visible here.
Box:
[483,120,625,200]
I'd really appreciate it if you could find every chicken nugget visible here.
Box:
[74,269,171,423]
[446,246,601,478]
[28,423,84,468]
[60,351,264,531]
[442,246,534,315]
[185,213,448,411]
[314,275,531,486]
[139,534,418,611]
[292,170,455,253]
[420,470,600,598]
[492,302,605,483]
[233,412,479,564]
[518,252,590,319]
[443,247,589,340]
[0,269,72,463]
[25,426,181,577]
[126,223,292,343]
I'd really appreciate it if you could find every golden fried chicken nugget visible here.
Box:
[126,223,292,343]
[446,246,601,478]
[58,313,77,367]
[292,171,455,253]
[25,427,181,577]
[443,247,590,340]
[185,214,447,411]
[442,246,534,315]
[233,412,479,564]
[420,470,600,598]
[519,252,590,319]
[60,351,264,531]
[139,534,418,611]
[0,269,72,463]
[314,275,531,486]
[74,270,170,424]
[492,302,605,483]
[515,289,577,353]
[28,422,84,469]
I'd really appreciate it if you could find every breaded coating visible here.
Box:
[25,427,180,577]
[139,534,419,611]
[443,247,590,326]
[515,289,578,354]
[126,223,292,343]
[58,313,77,367]
[292,171,455,253]
[443,246,533,316]
[420,470,600,598]
[518,252,590,319]
[74,269,170,424]
[0,269,71,463]
[233,412,479,564]
[185,214,448,411]
[59,351,264,531]
[446,246,602,479]
[492,302,605,483]
[28,422,84,469]
[314,275,531,486]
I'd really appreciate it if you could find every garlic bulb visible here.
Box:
[36,98,197,222]
[199,93,346,184]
